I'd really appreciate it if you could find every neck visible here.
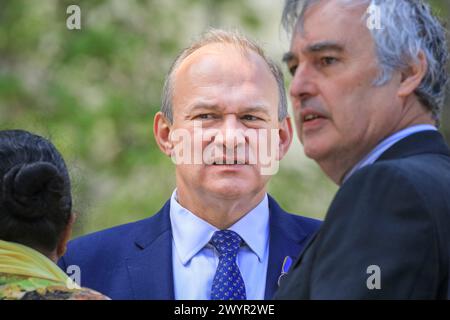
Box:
[30,245,57,263]
[47,251,58,263]
[175,187,266,229]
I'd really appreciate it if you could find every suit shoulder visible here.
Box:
[334,158,442,225]
[285,212,322,233]
[269,196,321,235]
[71,217,144,245]
[66,207,169,255]
[347,154,450,194]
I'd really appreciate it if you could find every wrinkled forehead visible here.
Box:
[174,43,277,93]
[171,43,279,115]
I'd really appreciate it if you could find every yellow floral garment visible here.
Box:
[0,240,109,300]
[0,273,108,300]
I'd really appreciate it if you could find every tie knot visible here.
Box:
[210,230,242,255]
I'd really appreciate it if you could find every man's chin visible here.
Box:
[302,140,329,161]
[205,183,254,199]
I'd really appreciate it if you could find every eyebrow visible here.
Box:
[306,41,345,53]
[282,52,295,64]
[188,103,220,113]
[241,106,270,116]
[188,103,270,115]
[283,41,345,64]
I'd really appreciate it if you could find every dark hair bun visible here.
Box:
[2,162,65,221]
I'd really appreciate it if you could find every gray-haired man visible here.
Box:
[275,0,450,299]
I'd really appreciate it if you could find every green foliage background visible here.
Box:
[0,0,448,238]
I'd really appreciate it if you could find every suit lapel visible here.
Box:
[289,227,320,270]
[126,201,174,299]
[264,196,310,299]
[124,196,324,300]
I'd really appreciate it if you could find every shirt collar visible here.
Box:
[343,124,437,183]
[169,189,269,265]
[228,194,269,263]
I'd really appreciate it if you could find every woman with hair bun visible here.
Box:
[0,130,109,300]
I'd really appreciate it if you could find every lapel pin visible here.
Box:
[277,256,293,287]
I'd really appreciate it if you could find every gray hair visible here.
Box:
[161,29,288,123]
[282,0,449,123]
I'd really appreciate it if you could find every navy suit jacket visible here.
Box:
[275,131,450,299]
[59,195,321,300]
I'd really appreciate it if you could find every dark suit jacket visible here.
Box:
[275,131,450,299]
[58,195,320,300]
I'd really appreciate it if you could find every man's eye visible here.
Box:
[196,114,214,120]
[288,65,298,76]
[320,57,338,66]
[242,115,259,121]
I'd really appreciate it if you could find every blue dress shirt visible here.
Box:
[170,190,270,300]
[343,124,437,183]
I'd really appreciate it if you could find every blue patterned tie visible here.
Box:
[210,230,247,300]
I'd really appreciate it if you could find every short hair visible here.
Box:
[161,29,288,123]
[282,0,449,123]
[0,130,72,253]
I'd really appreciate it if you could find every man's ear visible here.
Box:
[397,51,428,98]
[153,112,173,157]
[277,116,293,161]
[57,213,76,258]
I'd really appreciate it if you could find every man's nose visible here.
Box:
[221,115,244,130]
[218,115,247,148]
[289,63,319,104]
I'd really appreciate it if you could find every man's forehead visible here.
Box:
[175,44,267,84]
[172,46,279,115]
[293,0,369,42]
[288,1,371,54]
[176,44,229,76]
[174,43,277,92]
[179,43,251,72]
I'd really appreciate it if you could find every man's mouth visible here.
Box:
[300,107,329,130]
[211,160,247,165]
[303,114,323,122]
[300,106,328,124]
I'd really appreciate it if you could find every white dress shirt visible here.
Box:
[170,190,270,300]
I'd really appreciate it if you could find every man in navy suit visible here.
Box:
[58,29,321,300]
[275,0,450,299]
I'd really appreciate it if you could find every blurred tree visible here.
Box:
[431,0,450,142]
[0,0,448,237]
